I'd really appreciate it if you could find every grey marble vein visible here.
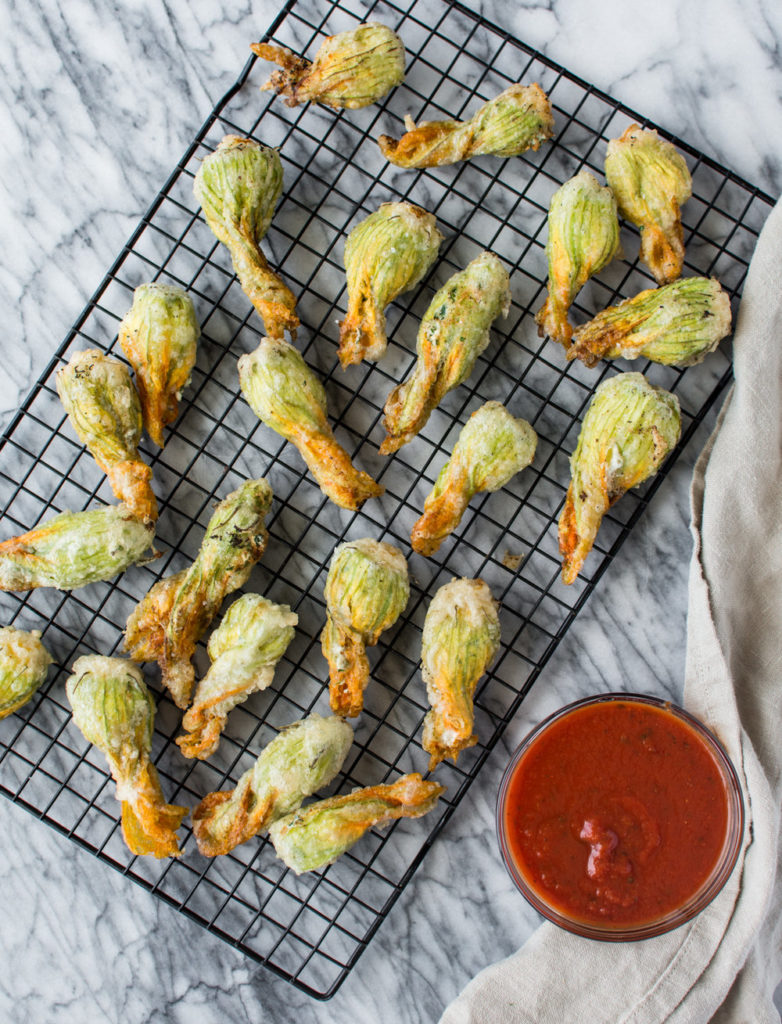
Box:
[0,1,781,1022]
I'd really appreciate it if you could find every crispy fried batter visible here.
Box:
[252,24,404,110]
[66,656,187,859]
[191,714,353,857]
[297,430,384,509]
[535,170,620,350]
[192,786,274,858]
[118,283,201,448]
[177,594,297,760]
[231,244,299,340]
[320,539,409,717]
[411,402,536,556]
[238,337,383,510]
[56,349,158,523]
[322,616,370,719]
[105,461,157,525]
[120,762,188,859]
[269,773,444,873]
[378,83,553,168]
[338,202,442,368]
[380,252,510,454]
[559,373,681,584]
[605,124,692,286]
[125,479,273,709]
[421,578,500,770]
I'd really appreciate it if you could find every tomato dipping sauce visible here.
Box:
[497,694,743,939]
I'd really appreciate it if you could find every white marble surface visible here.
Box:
[1,1,781,1021]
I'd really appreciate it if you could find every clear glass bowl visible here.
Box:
[496,693,744,941]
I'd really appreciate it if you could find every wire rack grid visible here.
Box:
[0,0,774,1000]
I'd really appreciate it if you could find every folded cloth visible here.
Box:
[439,197,782,1024]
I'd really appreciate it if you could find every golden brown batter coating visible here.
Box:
[191,713,353,857]
[320,538,409,717]
[378,83,553,168]
[125,479,273,709]
[194,135,298,339]
[66,656,187,858]
[338,202,442,368]
[118,283,200,449]
[421,577,500,770]
[605,124,692,286]
[559,373,681,584]
[380,252,510,454]
[269,773,444,873]
[238,337,383,510]
[535,170,620,350]
[57,349,157,523]
[252,23,405,110]
[411,402,536,556]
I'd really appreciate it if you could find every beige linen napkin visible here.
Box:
[439,197,782,1024]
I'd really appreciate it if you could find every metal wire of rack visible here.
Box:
[0,0,773,1000]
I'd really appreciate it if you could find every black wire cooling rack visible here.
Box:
[0,0,774,1000]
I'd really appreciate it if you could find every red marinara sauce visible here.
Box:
[499,695,743,936]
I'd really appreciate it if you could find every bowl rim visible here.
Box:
[496,691,745,941]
